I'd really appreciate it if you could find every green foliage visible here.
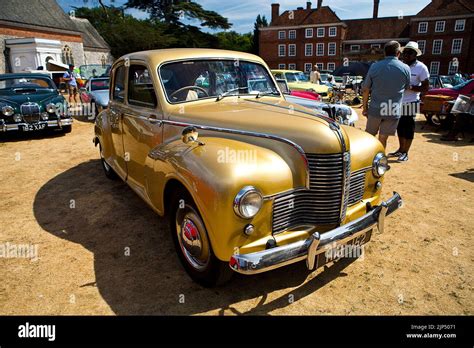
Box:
[124,0,231,29]
[215,31,253,53]
[75,3,258,58]
[252,15,268,55]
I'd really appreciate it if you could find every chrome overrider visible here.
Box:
[229,192,402,275]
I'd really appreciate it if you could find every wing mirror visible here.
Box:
[181,126,204,145]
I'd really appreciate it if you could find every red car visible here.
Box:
[290,90,321,101]
[427,79,474,99]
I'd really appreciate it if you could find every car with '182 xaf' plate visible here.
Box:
[0,73,72,133]
[94,48,402,287]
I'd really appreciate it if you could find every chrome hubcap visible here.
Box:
[176,207,210,271]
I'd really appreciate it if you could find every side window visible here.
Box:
[128,65,157,108]
[113,65,126,102]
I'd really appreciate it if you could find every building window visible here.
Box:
[435,21,445,32]
[370,44,381,49]
[278,44,286,57]
[430,61,440,75]
[289,30,296,39]
[329,27,337,37]
[278,63,286,69]
[317,27,325,37]
[278,31,286,40]
[62,45,74,65]
[316,43,324,56]
[417,40,426,54]
[304,63,312,73]
[328,42,336,56]
[288,44,296,57]
[451,39,463,54]
[327,62,336,71]
[305,28,313,38]
[305,43,313,56]
[455,19,465,31]
[448,61,459,75]
[350,45,360,52]
[432,39,443,54]
[288,63,296,70]
[316,63,324,71]
[418,22,428,33]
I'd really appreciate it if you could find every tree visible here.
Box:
[252,15,268,55]
[124,0,231,29]
[215,31,253,53]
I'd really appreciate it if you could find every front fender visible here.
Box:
[145,136,305,261]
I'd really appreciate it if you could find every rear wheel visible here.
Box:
[169,188,233,287]
[99,143,118,180]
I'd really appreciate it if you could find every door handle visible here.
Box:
[147,114,162,126]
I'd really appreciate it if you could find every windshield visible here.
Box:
[79,64,111,80]
[452,79,472,90]
[0,77,55,91]
[90,78,110,91]
[160,59,279,103]
[285,72,308,83]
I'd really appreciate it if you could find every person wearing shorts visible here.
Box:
[362,41,411,148]
[389,41,430,162]
[63,64,78,104]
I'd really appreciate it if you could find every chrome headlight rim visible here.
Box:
[233,186,263,219]
[2,105,14,116]
[373,152,389,178]
[46,103,57,114]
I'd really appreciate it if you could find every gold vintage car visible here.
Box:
[94,49,402,286]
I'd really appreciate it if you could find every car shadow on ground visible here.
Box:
[416,120,474,146]
[0,129,67,143]
[33,159,356,315]
[449,168,474,183]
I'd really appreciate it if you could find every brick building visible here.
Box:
[259,0,474,75]
[0,0,112,74]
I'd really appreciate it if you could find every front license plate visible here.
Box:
[20,123,46,131]
[316,229,373,269]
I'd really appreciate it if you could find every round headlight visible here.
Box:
[46,103,56,113]
[233,186,263,219]
[373,153,389,177]
[2,105,14,116]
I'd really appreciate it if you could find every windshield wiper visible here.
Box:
[216,87,248,101]
[256,90,280,98]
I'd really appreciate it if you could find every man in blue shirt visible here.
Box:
[63,64,78,104]
[362,41,411,148]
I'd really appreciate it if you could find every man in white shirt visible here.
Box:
[389,41,430,162]
[310,65,320,84]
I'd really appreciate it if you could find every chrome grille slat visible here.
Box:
[347,169,368,206]
[20,102,41,124]
[272,153,345,234]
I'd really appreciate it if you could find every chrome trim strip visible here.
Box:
[152,118,311,188]
[229,192,402,275]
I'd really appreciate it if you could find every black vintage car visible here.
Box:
[0,73,73,133]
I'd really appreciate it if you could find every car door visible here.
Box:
[121,62,163,194]
[107,63,128,179]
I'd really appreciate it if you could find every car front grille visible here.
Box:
[20,103,41,123]
[347,168,368,206]
[272,153,345,234]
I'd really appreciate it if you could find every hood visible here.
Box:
[166,97,349,154]
[289,81,329,93]
[0,90,63,113]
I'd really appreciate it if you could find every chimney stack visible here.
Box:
[306,1,312,10]
[373,0,380,18]
[317,0,322,9]
[271,3,280,23]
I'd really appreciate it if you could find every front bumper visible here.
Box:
[229,192,402,275]
[0,118,73,132]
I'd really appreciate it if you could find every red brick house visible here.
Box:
[259,0,474,75]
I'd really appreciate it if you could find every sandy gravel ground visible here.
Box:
[0,109,473,315]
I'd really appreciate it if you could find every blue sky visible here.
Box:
[59,0,431,33]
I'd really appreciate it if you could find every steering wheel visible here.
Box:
[169,86,209,100]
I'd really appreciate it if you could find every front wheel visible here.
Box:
[169,188,233,287]
[62,125,72,133]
